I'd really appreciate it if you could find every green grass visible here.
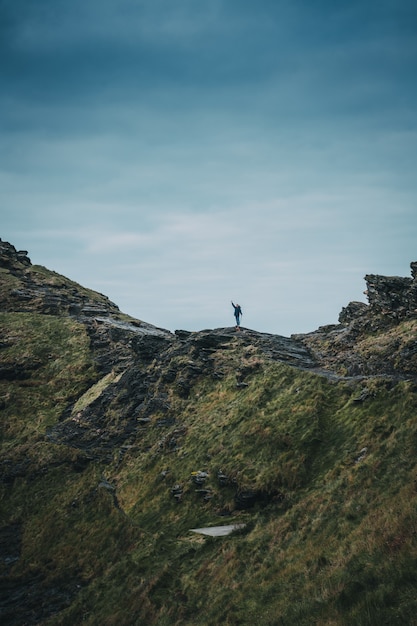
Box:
[0,312,98,446]
[1,308,417,625]
[59,361,415,625]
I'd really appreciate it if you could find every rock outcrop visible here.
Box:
[0,238,172,374]
[3,237,417,384]
[337,263,417,327]
[0,239,31,269]
[1,238,317,463]
[294,262,417,378]
[46,325,317,459]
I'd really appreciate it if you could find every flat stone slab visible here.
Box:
[190,524,246,537]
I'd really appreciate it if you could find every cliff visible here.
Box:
[1,239,417,626]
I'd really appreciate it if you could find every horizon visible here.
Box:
[3,237,417,339]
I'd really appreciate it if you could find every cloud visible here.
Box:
[85,232,152,253]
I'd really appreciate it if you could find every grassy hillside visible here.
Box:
[1,252,417,625]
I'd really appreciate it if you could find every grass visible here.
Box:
[1,302,417,625]
[0,312,98,446]
[63,360,415,625]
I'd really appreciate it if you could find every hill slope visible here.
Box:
[1,239,417,626]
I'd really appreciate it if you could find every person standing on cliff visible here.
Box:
[231,301,242,330]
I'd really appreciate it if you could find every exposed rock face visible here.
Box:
[364,265,417,321]
[0,239,122,318]
[1,238,317,461]
[294,262,417,378]
[3,238,417,383]
[0,239,31,269]
[3,237,417,383]
[0,238,172,374]
[337,263,417,325]
[364,272,416,318]
[47,325,317,457]
[338,301,368,326]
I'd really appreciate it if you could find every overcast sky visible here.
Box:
[1,0,417,335]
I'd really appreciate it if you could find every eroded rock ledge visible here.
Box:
[2,238,416,382]
[294,262,417,378]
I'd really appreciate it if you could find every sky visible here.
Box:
[1,0,417,336]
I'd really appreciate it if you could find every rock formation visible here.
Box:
[1,239,417,626]
[294,262,417,378]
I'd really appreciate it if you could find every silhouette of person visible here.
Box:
[231,301,242,329]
